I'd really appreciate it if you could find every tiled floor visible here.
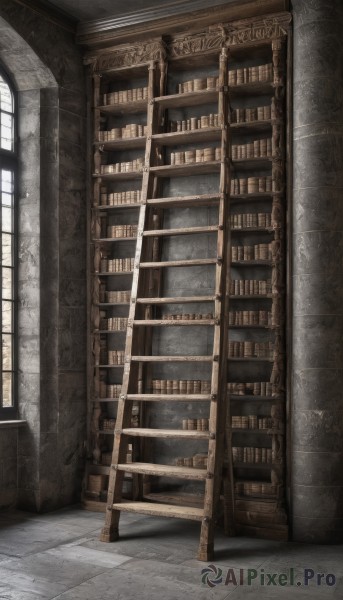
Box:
[0,507,342,599]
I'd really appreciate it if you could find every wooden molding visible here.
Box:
[85,12,291,73]
[78,0,290,48]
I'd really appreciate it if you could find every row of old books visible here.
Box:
[235,481,277,497]
[175,453,208,468]
[103,86,148,105]
[227,381,277,396]
[231,104,271,123]
[99,317,128,331]
[170,147,221,164]
[99,189,141,206]
[230,175,273,194]
[176,63,273,95]
[99,257,135,273]
[169,113,219,132]
[231,138,272,160]
[152,379,211,394]
[231,415,273,429]
[230,212,271,229]
[228,310,272,326]
[105,225,138,239]
[104,290,131,303]
[162,312,213,321]
[177,76,218,93]
[229,279,271,296]
[231,243,272,261]
[100,157,144,174]
[228,341,274,359]
[98,123,147,141]
[106,350,125,365]
[181,418,209,431]
[228,63,273,85]
[99,382,122,399]
[232,446,273,463]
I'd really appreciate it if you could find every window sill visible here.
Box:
[0,420,27,429]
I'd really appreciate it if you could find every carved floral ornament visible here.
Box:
[86,13,291,71]
[91,40,167,72]
[224,17,290,48]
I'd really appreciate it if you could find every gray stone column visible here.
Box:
[292,0,343,542]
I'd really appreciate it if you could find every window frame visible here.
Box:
[0,65,18,419]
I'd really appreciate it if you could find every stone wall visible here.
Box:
[0,1,87,511]
[291,0,343,542]
[0,429,17,508]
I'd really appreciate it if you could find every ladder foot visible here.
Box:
[100,525,119,543]
[197,543,214,562]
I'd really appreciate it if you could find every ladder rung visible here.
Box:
[126,394,214,402]
[117,462,207,480]
[140,258,217,268]
[143,226,218,237]
[131,355,214,362]
[136,296,216,304]
[121,428,210,439]
[143,491,204,507]
[132,319,216,326]
[112,501,204,521]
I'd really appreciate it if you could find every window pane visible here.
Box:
[2,301,12,333]
[0,76,13,113]
[2,372,12,407]
[2,334,12,370]
[2,267,12,300]
[2,206,13,233]
[1,193,12,207]
[0,75,15,412]
[1,114,14,151]
[2,233,13,266]
[1,170,14,194]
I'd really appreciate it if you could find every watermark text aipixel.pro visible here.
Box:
[201,565,336,588]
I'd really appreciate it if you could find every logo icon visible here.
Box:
[201,564,223,588]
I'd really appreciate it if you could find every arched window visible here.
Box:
[0,70,16,417]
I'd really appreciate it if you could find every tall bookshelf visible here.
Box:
[83,12,290,541]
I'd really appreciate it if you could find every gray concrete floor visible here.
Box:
[0,507,342,599]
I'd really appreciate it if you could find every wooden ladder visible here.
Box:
[100,48,232,561]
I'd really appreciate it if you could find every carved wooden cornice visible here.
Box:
[87,39,167,73]
[85,13,291,71]
[224,13,291,47]
[169,27,226,59]
[169,14,291,59]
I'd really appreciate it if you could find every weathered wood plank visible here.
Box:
[112,501,203,520]
[117,462,207,480]
[121,428,210,439]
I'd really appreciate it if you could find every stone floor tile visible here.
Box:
[0,509,342,600]
[227,583,337,599]
[0,570,66,599]
[0,585,55,600]
[0,551,112,589]
[46,544,132,568]
[52,567,235,600]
